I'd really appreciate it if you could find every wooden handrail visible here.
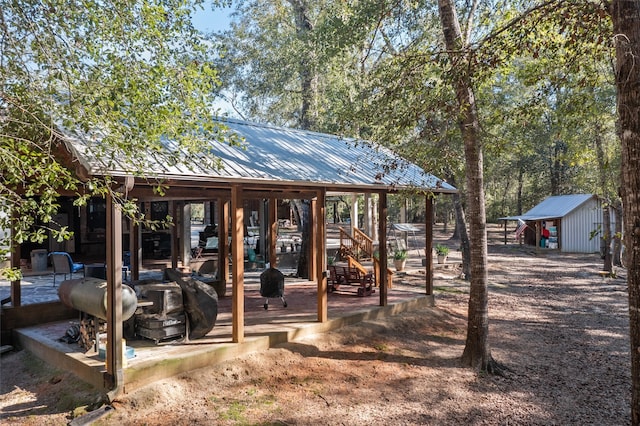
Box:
[351,227,374,258]
[346,255,393,289]
[339,226,374,260]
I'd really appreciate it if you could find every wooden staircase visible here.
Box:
[338,227,374,261]
[339,227,393,288]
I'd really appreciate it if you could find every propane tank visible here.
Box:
[58,277,138,321]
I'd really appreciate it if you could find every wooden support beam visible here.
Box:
[231,185,244,343]
[378,192,388,306]
[105,196,124,397]
[315,190,327,322]
[425,196,434,295]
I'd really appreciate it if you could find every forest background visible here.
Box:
[1,0,638,423]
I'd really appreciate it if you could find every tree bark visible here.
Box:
[613,200,623,267]
[438,0,496,372]
[610,1,640,424]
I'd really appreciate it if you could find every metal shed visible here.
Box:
[499,194,617,253]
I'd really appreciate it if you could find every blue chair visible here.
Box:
[49,252,84,287]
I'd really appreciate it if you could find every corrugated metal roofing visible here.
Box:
[62,118,456,193]
[499,194,596,221]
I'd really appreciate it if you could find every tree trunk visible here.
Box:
[610,1,640,424]
[292,199,310,279]
[516,164,524,215]
[288,0,316,130]
[594,121,612,273]
[438,0,497,372]
[447,172,471,280]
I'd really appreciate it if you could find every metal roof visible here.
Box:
[499,194,596,221]
[62,118,456,193]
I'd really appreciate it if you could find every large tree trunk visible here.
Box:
[610,2,640,424]
[438,0,498,373]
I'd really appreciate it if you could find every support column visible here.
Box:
[231,186,244,343]
[170,201,178,269]
[219,198,230,283]
[309,197,316,282]
[259,199,268,266]
[350,194,358,232]
[269,198,278,267]
[364,193,372,239]
[315,191,327,322]
[105,195,124,397]
[425,196,434,296]
[378,192,388,306]
[181,203,191,268]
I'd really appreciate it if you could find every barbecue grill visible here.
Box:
[260,267,287,310]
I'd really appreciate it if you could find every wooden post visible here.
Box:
[378,192,388,306]
[231,185,244,343]
[425,196,434,296]
[309,197,317,282]
[315,190,327,322]
[105,195,124,396]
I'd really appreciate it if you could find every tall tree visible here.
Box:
[609,1,640,423]
[437,0,500,372]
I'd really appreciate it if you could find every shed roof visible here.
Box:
[499,194,596,221]
[62,118,456,193]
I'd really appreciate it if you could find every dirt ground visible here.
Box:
[0,229,632,425]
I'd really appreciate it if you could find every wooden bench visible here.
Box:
[328,264,374,297]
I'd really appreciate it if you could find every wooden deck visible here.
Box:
[15,276,435,393]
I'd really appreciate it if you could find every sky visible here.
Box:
[191,2,237,116]
[191,2,233,33]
